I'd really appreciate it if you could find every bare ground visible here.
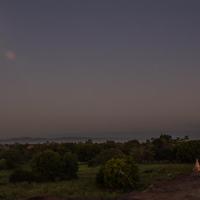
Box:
[120,174,200,200]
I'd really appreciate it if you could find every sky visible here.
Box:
[0,0,200,139]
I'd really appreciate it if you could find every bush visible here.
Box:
[61,152,78,179]
[31,150,62,181]
[96,158,139,191]
[9,168,36,183]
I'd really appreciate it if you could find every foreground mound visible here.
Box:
[120,175,200,200]
[27,197,65,200]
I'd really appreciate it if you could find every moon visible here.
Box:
[5,50,16,61]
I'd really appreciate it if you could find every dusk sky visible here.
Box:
[0,0,200,139]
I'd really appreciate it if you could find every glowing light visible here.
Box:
[5,50,16,61]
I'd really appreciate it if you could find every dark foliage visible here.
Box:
[9,168,36,183]
[31,150,63,181]
[61,152,78,179]
[88,148,125,166]
[96,157,139,191]
[176,140,200,163]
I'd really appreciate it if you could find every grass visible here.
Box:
[0,163,193,200]
[138,163,193,189]
[0,164,120,200]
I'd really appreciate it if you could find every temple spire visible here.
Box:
[193,159,200,174]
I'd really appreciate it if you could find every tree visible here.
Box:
[61,152,78,179]
[9,168,36,183]
[122,140,140,155]
[31,150,62,181]
[0,159,7,170]
[0,148,25,169]
[88,148,125,166]
[152,134,175,161]
[76,143,101,162]
[176,140,200,163]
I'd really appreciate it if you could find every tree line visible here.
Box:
[0,134,198,190]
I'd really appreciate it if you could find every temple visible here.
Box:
[193,159,200,174]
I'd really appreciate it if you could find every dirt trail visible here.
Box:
[120,175,200,200]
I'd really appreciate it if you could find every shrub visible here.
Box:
[31,150,62,181]
[96,158,139,191]
[61,152,78,179]
[9,168,36,183]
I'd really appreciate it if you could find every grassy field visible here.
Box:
[139,163,193,189]
[0,163,193,200]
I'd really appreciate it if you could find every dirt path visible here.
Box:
[120,175,200,200]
